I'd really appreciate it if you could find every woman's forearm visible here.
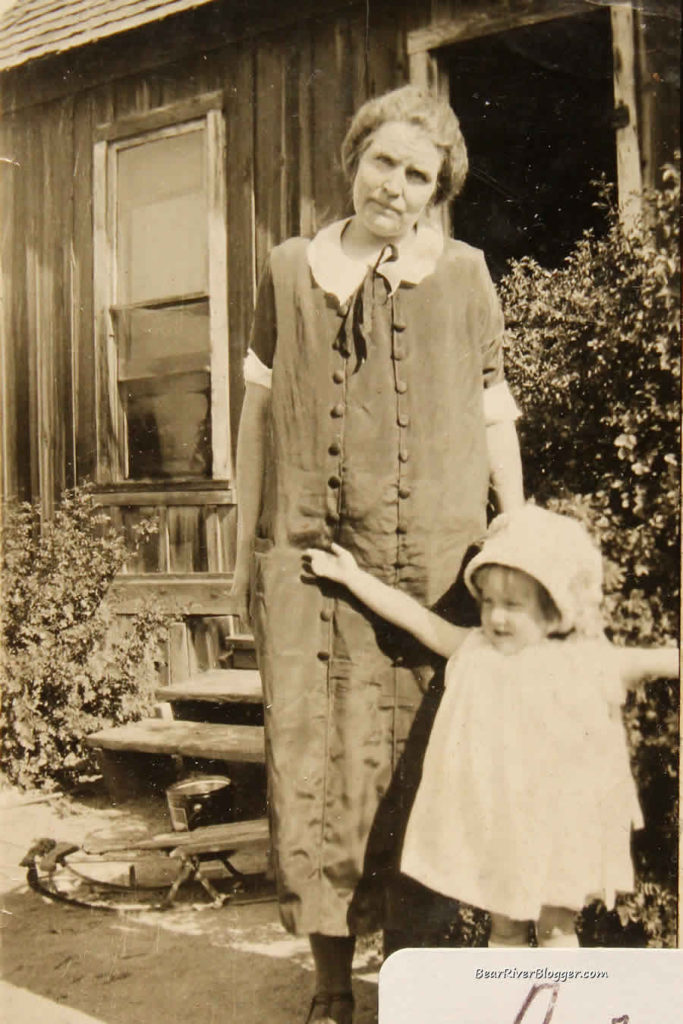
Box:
[234,383,270,579]
[486,419,524,512]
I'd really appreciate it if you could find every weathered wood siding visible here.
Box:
[0,0,403,548]
[1,0,676,571]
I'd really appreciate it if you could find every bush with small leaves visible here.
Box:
[1,486,166,790]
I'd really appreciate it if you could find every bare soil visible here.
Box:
[0,782,380,1023]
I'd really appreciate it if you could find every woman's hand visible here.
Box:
[303,543,359,588]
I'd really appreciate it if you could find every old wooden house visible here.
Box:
[0,0,679,790]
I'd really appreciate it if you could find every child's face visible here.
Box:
[477,566,555,655]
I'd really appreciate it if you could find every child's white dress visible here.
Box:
[400,631,643,920]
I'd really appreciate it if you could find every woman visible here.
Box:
[231,86,524,1023]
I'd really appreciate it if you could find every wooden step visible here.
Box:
[156,668,262,704]
[86,719,265,763]
[85,817,270,857]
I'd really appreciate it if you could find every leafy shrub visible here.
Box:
[1,486,166,790]
[498,162,680,946]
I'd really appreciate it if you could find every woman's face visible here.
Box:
[352,121,441,243]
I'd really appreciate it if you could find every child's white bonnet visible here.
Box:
[464,505,603,635]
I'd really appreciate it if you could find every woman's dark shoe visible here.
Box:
[305,992,354,1024]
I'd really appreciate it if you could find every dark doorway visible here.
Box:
[447,10,616,278]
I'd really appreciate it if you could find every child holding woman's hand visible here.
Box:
[303,505,678,949]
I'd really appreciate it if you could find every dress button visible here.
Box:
[331,403,345,418]
[332,369,345,384]
[398,485,411,500]
[326,511,340,526]
[399,448,409,463]
[328,441,341,456]
[317,650,330,661]
[395,556,407,568]
[392,348,405,361]
[396,380,408,394]
[397,413,410,428]
[328,475,341,489]
[397,522,408,534]
[320,608,333,622]
[394,321,406,333]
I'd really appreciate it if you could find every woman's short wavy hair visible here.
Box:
[341,85,469,206]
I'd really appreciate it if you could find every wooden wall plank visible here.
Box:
[121,505,163,573]
[310,14,359,229]
[109,576,237,615]
[204,504,237,574]
[23,97,77,508]
[168,621,192,685]
[611,3,643,229]
[366,3,404,97]
[297,25,315,237]
[167,506,206,572]
[254,36,287,270]
[207,107,231,480]
[72,90,97,482]
[0,115,29,501]
[224,43,256,457]
[634,9,679,189]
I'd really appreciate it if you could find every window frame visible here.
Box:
[93,95,231,485]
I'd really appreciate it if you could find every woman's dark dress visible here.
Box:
[248,229,506,936]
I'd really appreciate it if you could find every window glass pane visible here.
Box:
[114,299,210,379]
[116,128,207,303]
[115,299,211,480]
[121,371,212,480]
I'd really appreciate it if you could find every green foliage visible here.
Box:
[498,162,680,947]
[499,164,680,643]
[1,486,166,790]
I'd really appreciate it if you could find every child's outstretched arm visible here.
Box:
[613,645,680,693]
[304,544,468,659]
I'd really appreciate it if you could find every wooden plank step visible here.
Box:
[226,633,256,649]
[85,720,265,763]
[85,817,270,856]
[156,668,262,704]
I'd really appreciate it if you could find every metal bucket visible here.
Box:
[165,775,232,832]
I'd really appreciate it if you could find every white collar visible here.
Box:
[307,218,444,305]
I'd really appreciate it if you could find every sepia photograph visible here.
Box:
[0,1,680,1022]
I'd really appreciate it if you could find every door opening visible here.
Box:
[447,10,616,277]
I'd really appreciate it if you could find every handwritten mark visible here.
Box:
[513,983,560,1024]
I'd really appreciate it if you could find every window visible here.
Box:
[94,103,230,482]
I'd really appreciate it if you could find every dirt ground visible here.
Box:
[0,783,380,1024]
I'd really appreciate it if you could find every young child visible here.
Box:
[303,505,679,948]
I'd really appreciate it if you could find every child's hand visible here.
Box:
[303,543,359,586]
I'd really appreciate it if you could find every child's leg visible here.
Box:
[307,933,355,1022]
[536,905,579,948]
[488,913,530,947]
